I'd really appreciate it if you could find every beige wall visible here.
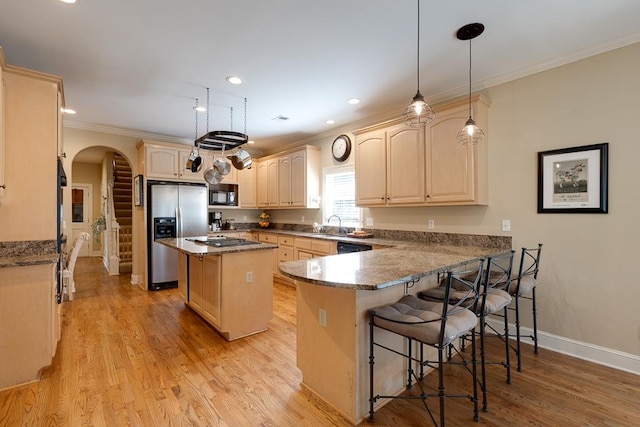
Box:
[273,42,640,358]
[71,161,102,253]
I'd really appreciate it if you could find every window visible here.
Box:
[323,165,362,227]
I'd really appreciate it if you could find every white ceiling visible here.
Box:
[2,0,640,155]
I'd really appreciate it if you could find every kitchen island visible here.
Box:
[157,237,277,341]
[278,244,510,425]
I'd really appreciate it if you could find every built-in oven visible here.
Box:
[337,241,372,254]
[209,183,238,206]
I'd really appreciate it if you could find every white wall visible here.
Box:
[273,42,640,361]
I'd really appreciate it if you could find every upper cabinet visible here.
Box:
[0,53,64,239]
[355,123,426,206]
[0,50,5,204]
[237,165,257,208]
[256,145,320,209]
[424,96,489,205]
[354,94,489,207]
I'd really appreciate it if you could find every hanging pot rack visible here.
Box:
[195,90,249,151]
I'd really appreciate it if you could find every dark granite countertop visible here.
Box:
[0,240,59,268]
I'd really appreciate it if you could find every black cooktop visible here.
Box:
[188,237,261,248]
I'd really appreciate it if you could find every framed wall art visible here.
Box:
[134,174,144,207]
[537,143,608,213]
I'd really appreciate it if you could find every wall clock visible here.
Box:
[331,134,351,162]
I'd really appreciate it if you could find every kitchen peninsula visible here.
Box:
[158,237,277,341]
[279,242,511,425]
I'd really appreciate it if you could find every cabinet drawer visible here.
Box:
[278,235,294,247]
[294,237,312,250]
[278,246,294,262]
[312,240,335,255]
[259,233,278,243]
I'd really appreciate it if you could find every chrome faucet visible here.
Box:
[327,215,343,235]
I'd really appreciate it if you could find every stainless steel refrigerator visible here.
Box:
[147,181,208,290]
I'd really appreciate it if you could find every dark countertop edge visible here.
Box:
[156,237,277,255]
[0,253,59,268]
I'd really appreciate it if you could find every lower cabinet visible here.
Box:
[294,237,337,259]
[0,262,59,389]
[184,251,273,341]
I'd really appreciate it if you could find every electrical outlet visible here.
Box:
[243,215,247,221]
[366,217,374,227]
[502,219,511,232]
[319,308,327,327]
[301,215,305,222]
[428,219,435,229]
[246,271,253,283]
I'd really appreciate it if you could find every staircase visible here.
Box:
[112,153,132,273]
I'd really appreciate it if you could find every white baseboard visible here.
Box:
[485,318,640,376]
[130,274,141,285]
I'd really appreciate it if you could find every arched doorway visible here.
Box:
[73,146,133,274]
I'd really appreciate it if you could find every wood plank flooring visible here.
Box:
[1,257,639,426]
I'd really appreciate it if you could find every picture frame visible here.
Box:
[134,174,144,207]
[537,143,608,213]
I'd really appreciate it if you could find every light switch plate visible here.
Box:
[428,219,435,229]
[501,219,511,232]
[366,217,373,227]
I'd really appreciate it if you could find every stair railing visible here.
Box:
[104,157,121,275]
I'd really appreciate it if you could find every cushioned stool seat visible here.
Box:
[373,295,477,347]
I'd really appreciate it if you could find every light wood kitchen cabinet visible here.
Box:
[237,165,257,208]
[183,250,273,341]
[0,53,5,204]
[188,254,221,328]
[294,237,337,259]
[256,160,268,208]
[355,123,425,206]
[354,94,489,207]
[256,145,320,209]
[0,262,59,389]
[0,54,63,240]
[142,143,204,182]
[424,95,489,205]
[256,158,279,208]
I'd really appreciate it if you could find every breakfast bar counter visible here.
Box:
[278,244,509,425]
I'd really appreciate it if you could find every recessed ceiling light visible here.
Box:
[60,0,77,3]
[193,106,206,112]
[226,76,243,85]
[348,98,360,105]
[61,108,76,114]
[248,140,255,144]
[325,119,335,125]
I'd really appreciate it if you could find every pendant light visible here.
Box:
[403,0,435,128]
[456,23,485,145]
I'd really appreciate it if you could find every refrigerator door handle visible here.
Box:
[176,206,182,237]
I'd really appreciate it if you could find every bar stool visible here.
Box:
[368,259,484,426]
[508,244,543,371]
[419,250,515,412]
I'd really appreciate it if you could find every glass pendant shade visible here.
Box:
[404,91,435,128]
[456,117,485,145]
[403,0,434,128]
[457,23,485,145]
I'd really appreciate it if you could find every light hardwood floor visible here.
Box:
[1,257,639,426]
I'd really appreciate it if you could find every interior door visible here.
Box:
[71,183,92,257]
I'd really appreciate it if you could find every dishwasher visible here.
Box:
[337,241,372,254]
